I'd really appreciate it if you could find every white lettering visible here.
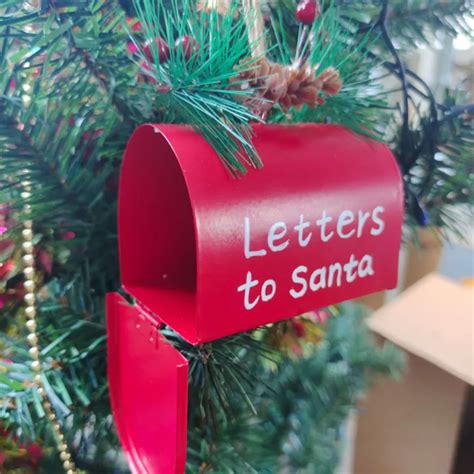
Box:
[237,271,260,310]
[244,217,267,259]
[268,222,289,252]
[328,262,343,287]
[357,210,371,238]
[294,214,313,247]
[358,255,374,277]
[343,254,359,283]
[370,206,385,236]
[309,267,326,291]
[289,265,308,299]
[316,210,334,242]
[262,279,277,301]
[337,210,356,239]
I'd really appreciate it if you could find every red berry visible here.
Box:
[38,249,53,274]
[0,240,13,254]
[0,260,14,280]
[139,61,157,84]
[292,320,306,338]
[27,443,43,462]
[132,21,142,32]
[127,41,138,55]
[62,231,76,240]
[143,38,170,63]
[126,17,142,32]
[175,35,200,61]
[296,0,320,25]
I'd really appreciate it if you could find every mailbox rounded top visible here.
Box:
[118,123,403,344]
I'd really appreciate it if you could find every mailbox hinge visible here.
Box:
[129,298,165,351]
[134,299,164,328]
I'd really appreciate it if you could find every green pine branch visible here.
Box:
[132,0,263,174]
[185,305,405,473]
[267,2,390,138]
[341,0,473,49]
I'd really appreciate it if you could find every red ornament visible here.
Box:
[143,38,170,64]
[138,61,157,84]
[38,249,53,274]
[79,128,104,164]
[296,0,320,25]
[27,443,43,463]
[116,124,403,344]
[62,231,76,240]
[0,240,13,255]
[0,293,12,309]
[127,41,138,55]
[175,35,200,60]
[126,17,142,32]
[107,123,404,473]
[292,319,306,338]
[13,282,26,301]
[0,260,14,280]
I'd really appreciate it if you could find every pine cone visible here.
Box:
[279,63,324,112]
[315,66,343,96]
[230,58,342,118]
[230,58,277,117]
[198,0,235,16]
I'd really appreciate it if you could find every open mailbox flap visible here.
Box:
[106,293,188,474]
[118,123,404,344]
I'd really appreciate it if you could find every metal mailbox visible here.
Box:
[107,123,403,473]
[115,123,403,343]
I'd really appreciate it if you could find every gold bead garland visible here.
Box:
[21,187,78,474]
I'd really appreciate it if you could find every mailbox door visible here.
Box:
[106,293,188,474]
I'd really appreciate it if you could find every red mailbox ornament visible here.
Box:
[107,123,403,473]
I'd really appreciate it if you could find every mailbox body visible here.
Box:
[118,123,403,344]
[109,123,404,473]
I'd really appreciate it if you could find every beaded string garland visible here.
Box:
[21,184,78,474]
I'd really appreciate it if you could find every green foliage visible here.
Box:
[0,0,470,472]
[132,0,264,174]
[343,0,473,233]
[0,268,115,460]
[185,305,405,473]
[267,1,390,137]
[399,90,474,238]
[338,0,473,49]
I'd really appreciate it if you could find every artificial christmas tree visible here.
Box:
[0,0,472,472]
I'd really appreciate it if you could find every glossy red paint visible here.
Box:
[107,123,403,473]
[107,293,188,474]
[117,123,403,344]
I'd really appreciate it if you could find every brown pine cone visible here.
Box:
[230,58,342,118]
[198,0,235,16]
[315,66,343,96]
[280,63,325,112]
[230,58,276,117]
